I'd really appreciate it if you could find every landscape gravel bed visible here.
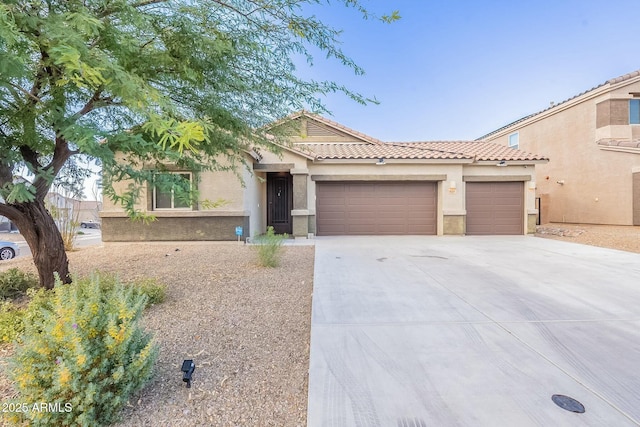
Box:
[0,241,314,427]
[535,223,640,253]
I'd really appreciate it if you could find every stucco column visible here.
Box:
[291,168,309,237]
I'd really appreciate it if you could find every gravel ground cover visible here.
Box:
[0,242,314,427]
[535,223,640,253]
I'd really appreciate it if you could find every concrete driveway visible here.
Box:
[307,236,640,426]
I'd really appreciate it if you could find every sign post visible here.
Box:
[235,226,243,243]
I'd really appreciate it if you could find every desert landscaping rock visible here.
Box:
[0,242,314,427]
[535,223,640,253]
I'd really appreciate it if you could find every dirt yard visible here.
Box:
[535,223,640,253]
[0,242,314,427]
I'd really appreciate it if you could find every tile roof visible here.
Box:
[596,139,640,149]
[296,142,471,160]
[477,69,640,140]
[398,141,548,162]
[293,141,548,162]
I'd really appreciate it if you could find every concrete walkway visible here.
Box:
[307,236,640,426]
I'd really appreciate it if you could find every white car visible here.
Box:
[0,241,19,260]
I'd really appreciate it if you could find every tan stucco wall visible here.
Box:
[101,153,258,240]
[484,78,640,225]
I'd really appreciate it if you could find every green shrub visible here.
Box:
[132,277,167,306]
[8,275,158,426]
[91,273,167,308]
[254,226,287,267]
[0,268,39,300]
[0,301,26,343]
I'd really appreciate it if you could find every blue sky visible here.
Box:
[296,0,640,141]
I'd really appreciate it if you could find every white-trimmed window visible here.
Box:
[630,99,640,124]
[508,132,519,149]
[153,172,192,209]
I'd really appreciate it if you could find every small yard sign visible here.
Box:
[235,226,243,243]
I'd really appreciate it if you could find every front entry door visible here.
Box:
[267,172,293,234]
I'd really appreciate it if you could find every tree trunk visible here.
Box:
[11,200,71,290]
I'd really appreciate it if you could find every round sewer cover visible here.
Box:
[552,394,585,413]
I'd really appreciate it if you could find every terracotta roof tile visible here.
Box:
[398,141,548,162]
[293,141,548,162]
[295,142,471,160]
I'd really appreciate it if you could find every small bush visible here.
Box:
[8,275,158,426]
[0,301,26,343]
[0,268,39,300]
[254,226,287,267]
[90,273,167,308]
[130,277,167,306]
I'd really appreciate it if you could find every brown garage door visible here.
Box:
[466,182,524,235]
[316,181,437,235]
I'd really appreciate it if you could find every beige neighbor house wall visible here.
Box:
[481,72,640,225]
[101,154,256,241]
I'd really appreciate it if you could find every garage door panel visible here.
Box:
[466,182,523,235]
[316,181,437,236]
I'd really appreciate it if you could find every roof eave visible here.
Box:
[312,158,475,164]
[474,159,549,165]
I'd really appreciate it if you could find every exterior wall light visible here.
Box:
[528,181,536,190]
[449,181,457,193]
[556,180,565,185]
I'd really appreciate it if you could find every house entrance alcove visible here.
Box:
[267,172,293,234]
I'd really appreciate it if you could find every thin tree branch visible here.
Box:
[5,81,42,103]
[99,0,168,18]
[76,88,104,117]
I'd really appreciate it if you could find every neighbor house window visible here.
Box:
[508,132,519,149]
[630,99,640,124]
[153,172,192,209]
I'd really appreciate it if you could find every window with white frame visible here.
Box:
[153,172,192,209]
[630,99,640,124]
[508,132,519,149]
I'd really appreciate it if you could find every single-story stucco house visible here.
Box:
[100,112,548,241]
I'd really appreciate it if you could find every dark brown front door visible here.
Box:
[267,172,293,234]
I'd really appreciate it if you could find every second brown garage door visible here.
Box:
[465,182,524,235]
[316,181,437,236]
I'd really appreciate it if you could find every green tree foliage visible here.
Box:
[0,0,398,289]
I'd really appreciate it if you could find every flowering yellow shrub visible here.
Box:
[8,275,158,426]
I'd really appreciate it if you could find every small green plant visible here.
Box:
[0,301,26,343]
[130,277,167,307]
[0,268,39,300]
[255,226,287,267]
[89,273,167,308]
[8,275,159,426]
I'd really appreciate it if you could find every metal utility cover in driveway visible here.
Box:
[307,236,640,426]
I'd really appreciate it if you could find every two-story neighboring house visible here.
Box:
[479,69,640,226]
